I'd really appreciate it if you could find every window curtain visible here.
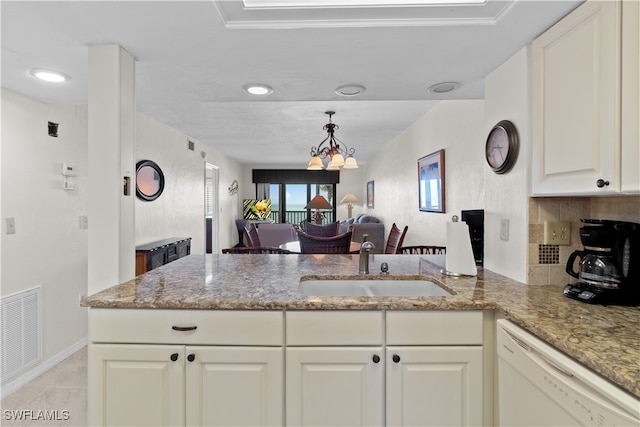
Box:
[256,183,270,199]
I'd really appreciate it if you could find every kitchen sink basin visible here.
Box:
[299,279,451,297]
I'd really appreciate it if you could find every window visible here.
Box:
[252,169,339,225]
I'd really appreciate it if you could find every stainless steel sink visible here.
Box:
[299,279,451,297]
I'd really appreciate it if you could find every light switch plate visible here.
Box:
[6,217,15,234]
[500,219,509,241]
[544,220,571,245]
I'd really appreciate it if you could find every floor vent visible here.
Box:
[1,287,41,383]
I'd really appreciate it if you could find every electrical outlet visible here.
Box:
[544,220,571,245]
[5,217,15,234]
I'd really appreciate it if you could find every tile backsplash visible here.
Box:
[528,196,640,285]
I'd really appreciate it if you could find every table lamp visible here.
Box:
[340,193,359,218]
[305,195,333,224]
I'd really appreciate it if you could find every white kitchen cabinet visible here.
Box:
[531,0,637,195]
[185,346,283,426]
[286,347,385,426]
[89,344,185,426]
[285,310,484,427]
[621,0,640,193]
[285,311,385,426]
[88,309,284,427]
[385,346,483,427]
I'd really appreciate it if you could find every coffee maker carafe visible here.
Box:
[564,219,640,305]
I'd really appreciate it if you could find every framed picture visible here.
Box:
[366,180,374,208]
[418,149,445,213]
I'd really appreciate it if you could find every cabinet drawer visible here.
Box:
[286,311,383,346]
[89,309,283,345]
[386,311,483,345]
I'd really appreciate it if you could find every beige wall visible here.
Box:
[135,113,244,254]
[1,89,89,392]
[362,100,486,248]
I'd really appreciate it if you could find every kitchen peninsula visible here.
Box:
[82,253,639,425]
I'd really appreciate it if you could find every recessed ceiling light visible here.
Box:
[244,84,273,95]
[29,68,70,83]
[427,82,460,94]
[335,84,366,97]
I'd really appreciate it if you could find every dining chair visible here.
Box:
[384,223,409,254]
[243,223,262,247]
[222,247,291,254]
[304,221,340,237]
[398,245,446,255]
[297,231,353,254]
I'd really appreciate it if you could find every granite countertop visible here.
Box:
[82,253,639,398]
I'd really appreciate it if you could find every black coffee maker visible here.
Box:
[564,219,640,305]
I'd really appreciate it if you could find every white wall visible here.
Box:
[136,113,244,253]
[483,47,530,283]
[363,100,486,247]
[1,89,89,382]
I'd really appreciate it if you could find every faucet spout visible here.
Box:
[359,236,375,275]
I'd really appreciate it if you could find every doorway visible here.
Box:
[205,163,219,253]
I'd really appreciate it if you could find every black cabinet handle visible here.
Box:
[596,179,610,188]
[187,353,196,362]
[170,353,179,362]
[392,354,401,363]
[172,325,197,332]
[372,354,380,364]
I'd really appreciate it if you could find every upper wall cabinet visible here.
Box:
[531,0,639,196]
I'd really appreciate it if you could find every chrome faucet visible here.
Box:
[359,234,375,275]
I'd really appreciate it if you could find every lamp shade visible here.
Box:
[343,155,359,169]
[305,195,333,210]
[340,193,359,204]
[307,156,323,170]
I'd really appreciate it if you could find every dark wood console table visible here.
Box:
[135,237,191,275]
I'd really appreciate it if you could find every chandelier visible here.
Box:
[307,111,359,170]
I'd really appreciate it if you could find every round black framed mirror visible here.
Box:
[136,160,165,201]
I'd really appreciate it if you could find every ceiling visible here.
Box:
[1,0,582,167]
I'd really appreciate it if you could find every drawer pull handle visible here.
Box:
[172,325,197,332]
[372,354,380,364]
[170,353,179,362]
[187,354,196,362]
[392,354,401,363]
[596,179,610,188]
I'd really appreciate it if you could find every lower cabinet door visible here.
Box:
[89,344,185,427]
[386,346,483,427]
[185,346,283,427]
[286,347,384,427]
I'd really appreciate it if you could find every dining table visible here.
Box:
[279,240,361,254]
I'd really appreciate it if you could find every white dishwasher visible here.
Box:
[496,319,639,426]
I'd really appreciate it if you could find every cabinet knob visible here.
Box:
[596,179,610,188]
[372,354,380,364]
[170,353,179,362]
[187,353,196,362]
[392,354,401,363]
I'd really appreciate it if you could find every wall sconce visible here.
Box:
[228,179,239,195]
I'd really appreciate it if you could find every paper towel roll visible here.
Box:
[445,220,478,276]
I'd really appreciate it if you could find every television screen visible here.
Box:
[243,199,271,220]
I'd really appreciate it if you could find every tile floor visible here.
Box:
[1,347,87,426]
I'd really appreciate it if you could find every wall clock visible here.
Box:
[485,120,519,174]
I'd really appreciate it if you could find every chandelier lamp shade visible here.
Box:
[307,111,359,170]
[340,193,359,218]
[305,195,333,224]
